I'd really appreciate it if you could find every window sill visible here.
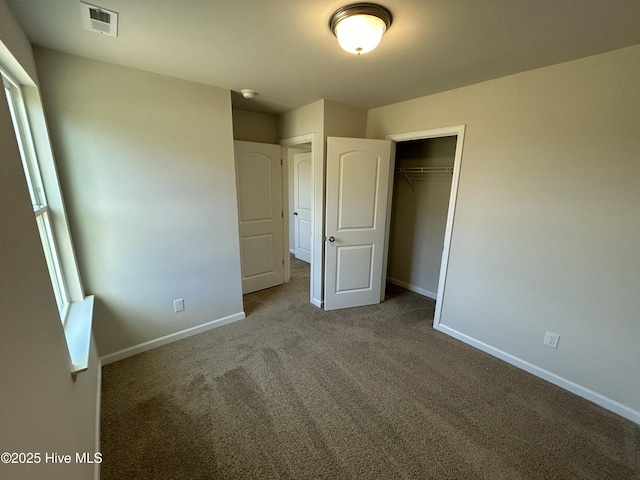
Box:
[63,295,94,375]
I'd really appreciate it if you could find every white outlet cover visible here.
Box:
[543,331,560,349]
[174,298,185,313]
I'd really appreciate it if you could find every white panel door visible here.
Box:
[293,152,312,263]
[324,137,393,310]
[234,141,284,294]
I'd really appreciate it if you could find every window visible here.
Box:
[2,71,70,320]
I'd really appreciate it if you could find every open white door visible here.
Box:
[293,152,312,263]
[324,137,393,311]
[234,141,284,294]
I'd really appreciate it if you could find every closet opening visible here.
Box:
[386,126,465,329]
[286,142,312,297]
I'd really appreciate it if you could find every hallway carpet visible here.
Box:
[100,257,639,479]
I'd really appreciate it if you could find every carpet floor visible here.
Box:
[101,257,639,479]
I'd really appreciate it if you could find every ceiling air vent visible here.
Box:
[80,2,118,37]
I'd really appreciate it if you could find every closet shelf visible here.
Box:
[396,166,453,174]
[395,166,453,191]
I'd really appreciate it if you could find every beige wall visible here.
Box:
[324,99,367,139]
[0,0,36,83]
[34,48,244,358]
[232,108,277,144]
[368,45,640,419]
[278,99,324,141]
[278,100,325,305]
[0,3,100,479]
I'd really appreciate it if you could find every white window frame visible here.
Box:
[3,71,71,321]
[2,63,94,375]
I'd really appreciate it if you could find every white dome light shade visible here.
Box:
[329,3,392,55]
[335,14,387,54]
[240,89,257,99]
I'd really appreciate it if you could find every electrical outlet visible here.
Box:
[543,331,560,349]
[173,298,185,313]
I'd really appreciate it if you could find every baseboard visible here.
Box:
[387,277,437,300]
[100,312,246,365]
[438,324,640,425]
[94,357,102,480]
[311,297,322,308]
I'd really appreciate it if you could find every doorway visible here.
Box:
[278,126,464,323]
[387,136,456,299]
[280,134,316,305]
[386,125,465,329]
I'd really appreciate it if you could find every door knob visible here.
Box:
[328,236,335,242]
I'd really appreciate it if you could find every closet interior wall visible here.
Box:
[388,136,457,299]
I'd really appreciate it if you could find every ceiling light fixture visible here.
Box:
[240,89,257,99]
[329,3,392,55]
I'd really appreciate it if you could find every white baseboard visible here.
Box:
[94,357,102,480]
[387,277,437,300]
[311,297,322,308]
[100,312,245,365]
[438,324,640,425]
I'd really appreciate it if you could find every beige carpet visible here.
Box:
[101,257,639,479]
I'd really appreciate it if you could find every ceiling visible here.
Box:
[6,0,640,114]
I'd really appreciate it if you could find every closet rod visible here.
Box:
[395,166,453,192]
[395,166,454,174]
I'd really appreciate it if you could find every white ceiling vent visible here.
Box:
[80,2,118,37]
